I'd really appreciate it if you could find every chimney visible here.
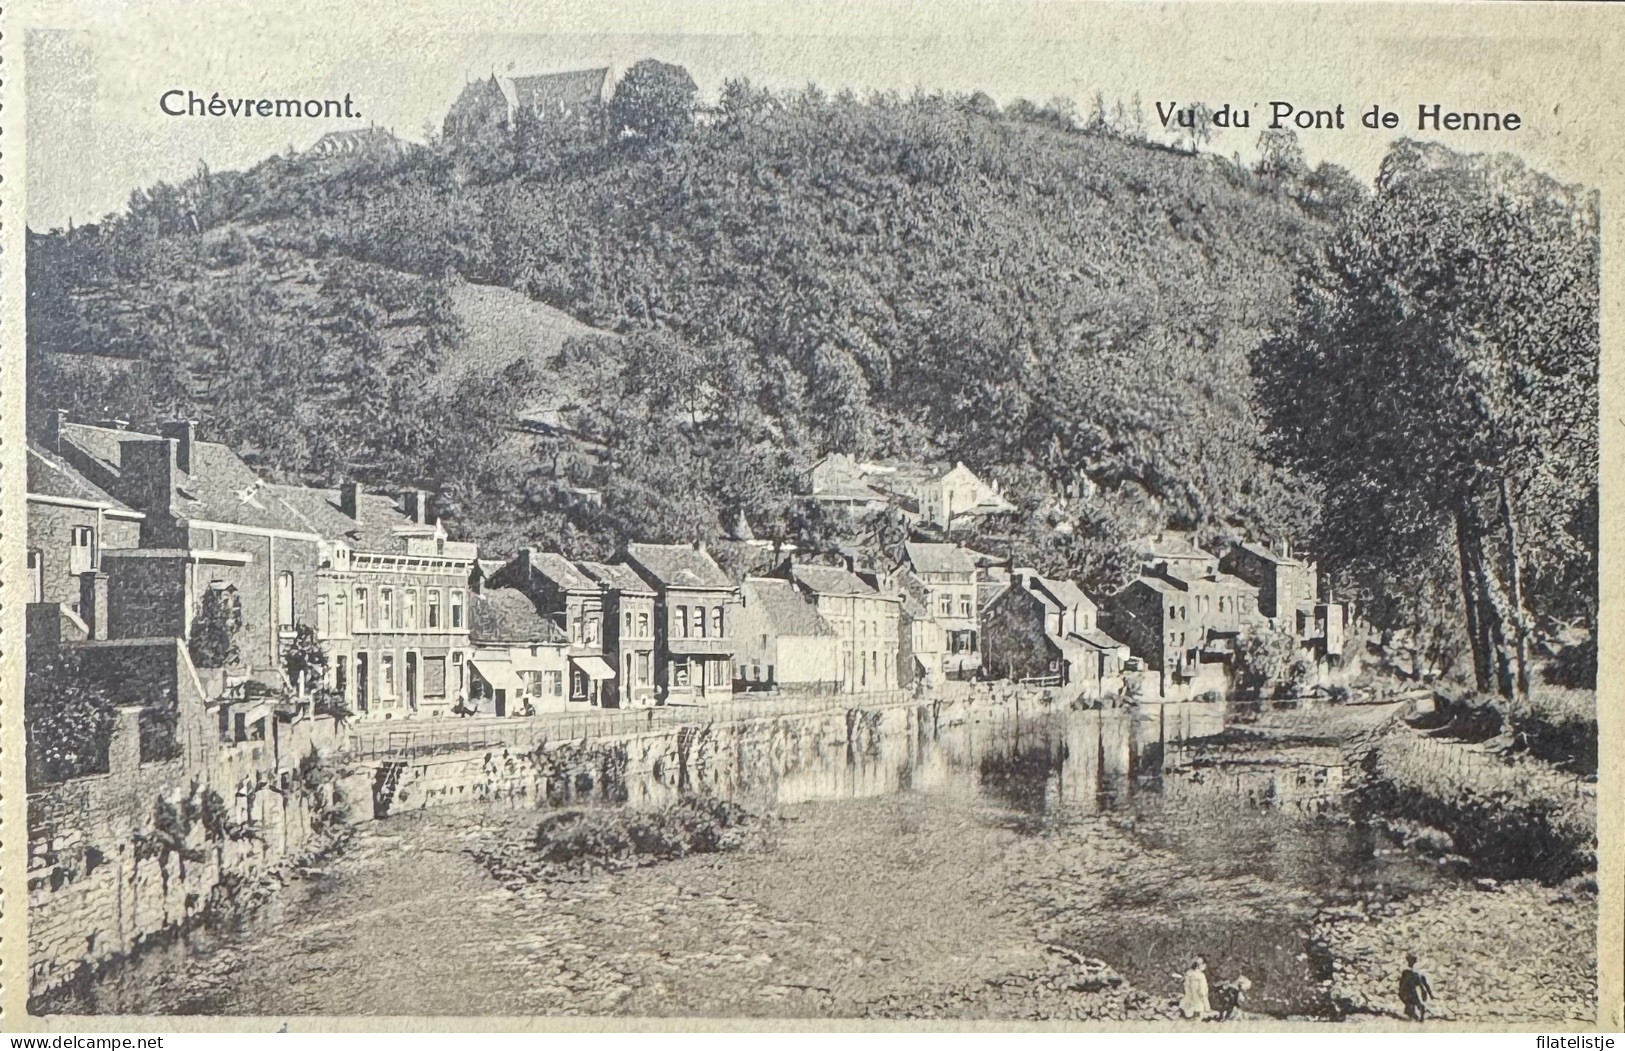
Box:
[119,439,180,513]
[401,489,429,524]
[692,540,706,554]
[79,571,110,641]
[340,481,362,519]
[46,409,68,453]
[469,563,485,595]
[159,420,196,473]
[840,553,856,573]
[518,546,535,581]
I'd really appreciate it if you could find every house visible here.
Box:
[466,586,569,716]
[578,561,659,708]
[899,542,982,679]
[305,125,401,159]
[48,417,329,683]
[443,68,609,142]
[270,482,478,720]
[623,542,740,705]
[1220,541,1319,629]
[800,453,889,513]
[982,570,1130,699]
[735,577,840,692]
[492,549,616,706]
[907,462,1016,531]
[777,562,901,693]
[25,441,144,632]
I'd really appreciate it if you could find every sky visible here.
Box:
[19,0,1624,232]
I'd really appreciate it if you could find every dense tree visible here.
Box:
[1257,140,1599,699]
[610,59,699,141]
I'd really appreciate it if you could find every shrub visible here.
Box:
[532,797,751,871]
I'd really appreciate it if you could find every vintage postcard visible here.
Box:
[1,0,1620,1033]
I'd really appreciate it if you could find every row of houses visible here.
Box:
[26,415,1348,777]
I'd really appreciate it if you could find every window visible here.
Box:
[526,671,547,698]
[380,588,394,630]
[546,670,563,697]
[572,616,583,644]
[451,650,464,689]
[424,656,446,698]
[694,605,707,639]
[1169,604,1177,618]
[355,588,368,631]
[959,597,972,618]
[711,607,724,638]
[404,589,418,630]
[860,620,867,638]
[380,653,396,700]
[316,594,329,635]
[673,661,690,687]
[710,659,727,686]
[336,592,348,635]
[940,594,954,616]
[637,612,649,637]
[335,656,348,697]
[427,589,441,628]
[625,611,633,635]
[405,652,418,708]
[677,606,689,638]
[277,571,295,627]
[451,589,464,628]
[356,653,370,711]
[571,668,587,699]
[584,616,600,645]
[27,550,42,603]
[637,651,651,685]
[752,664,762,682]
[69,525,96,575]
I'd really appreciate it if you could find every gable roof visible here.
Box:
[902,541,978,576]
[510,68,608,112]
[1146,531,1214,561]
[577,561,655,596]
[469,588,566,647]
[745,577,836,637]
[525,550,598,592]
[625,543,733,590]
[1033,575,1092,611]
[1238,541,1306,567]
[27,443,141,516]
[790,563,880,598]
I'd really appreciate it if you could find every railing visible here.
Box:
[343,686,958,761]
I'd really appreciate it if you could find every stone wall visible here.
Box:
[26,711,354,1003]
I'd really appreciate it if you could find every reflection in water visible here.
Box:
[51,697,1452,1020]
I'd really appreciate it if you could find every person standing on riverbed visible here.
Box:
[1179,957,1211,1019]
[1399,953,1433,1022]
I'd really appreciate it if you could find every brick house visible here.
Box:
[466,586,570,716]
[735,577,840,692]
[270,483,478,720]
[578,561,659,708]
[899,542,982,679]
[623,542,740,705]
[26,442,144,631]
[777,562,901,694]
[491,549,617,707]
[982,570,1130,699]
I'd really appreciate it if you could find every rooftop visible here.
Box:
[902,541,979,576]
[625,543,734,590]
[745,577,836,637]
[525,550,598,592]
[790,563,880,598]
[577,561,656,595]
[469,588,567,647]
[27,443,141,516]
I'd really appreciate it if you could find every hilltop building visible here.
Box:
[443,68,609,143]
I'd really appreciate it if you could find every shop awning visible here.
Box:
[470,657,525,694]
[571,655,617,680]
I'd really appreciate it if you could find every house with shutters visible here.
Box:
[898,542,982,679]
[623,542,740,705]
[578,561,659,708]
[734,576,840,692]
[490,549,618,707]
[466,585,570,716]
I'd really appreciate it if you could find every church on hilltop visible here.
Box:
[442,68,609,142]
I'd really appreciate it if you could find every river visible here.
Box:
[48,698,1472,1020]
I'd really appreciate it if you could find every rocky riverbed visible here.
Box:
[40,701,1597,1023]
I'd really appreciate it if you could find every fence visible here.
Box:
[1363,726,1597,824]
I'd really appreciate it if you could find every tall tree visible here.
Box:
[610,59,699,142]
[1256,140,1599,698]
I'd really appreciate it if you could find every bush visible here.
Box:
[532,797,751,872]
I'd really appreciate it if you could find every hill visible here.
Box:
[25,79,1358,584]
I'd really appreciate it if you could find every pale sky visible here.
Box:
[19,0,1624,231]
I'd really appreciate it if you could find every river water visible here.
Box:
[49,699,1457,1020]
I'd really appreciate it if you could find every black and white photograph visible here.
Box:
[4,0,1618,1033]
